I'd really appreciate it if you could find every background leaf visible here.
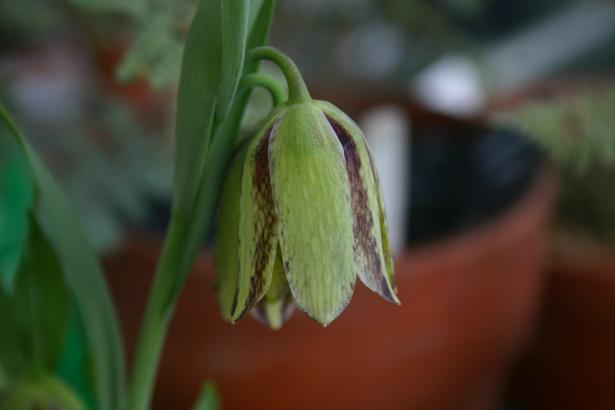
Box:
[116,8,184,87]
[57,308,96,410]
[12,218,69,375]
[0,365,6,389]
[0,375,85,410]
[192,382,221,410]
[0,103,125,410]
[0,286,23,378]
[0,136,34,292]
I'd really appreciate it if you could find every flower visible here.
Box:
[215,99,399,328]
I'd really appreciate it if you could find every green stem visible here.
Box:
[126,217,189,410]
[239,73,286,106]
[126,71,264,410]
[247,46,311,104]
[127,42,286,410]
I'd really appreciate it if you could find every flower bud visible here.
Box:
[215,99,399,327]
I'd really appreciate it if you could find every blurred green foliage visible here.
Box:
[1,220,69,377]
[0,136,34,292]
[499,85,615,243]
[0,0,194,87]
[192,382,221,410]
[1,102,126,410]
[115,1,194,87]
[502,87,615,173]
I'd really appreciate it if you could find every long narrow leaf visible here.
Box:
[0,135,34,292]
[216,0,249,120]
[246,0,276,61]
[174,0,270,220]
[13,218,69,374]
[167,0,277,300]
[192,382,221,410]
[248,0,265,28]
[57,306,97,410]
[173,0,223,219]
[0,103,125,410]
[0,286,22,377]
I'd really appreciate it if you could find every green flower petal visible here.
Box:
[317,101,399,304]
[269,104,356,326]
[232,120,281,320]
[374,165,397,298]
[214,144,247,323]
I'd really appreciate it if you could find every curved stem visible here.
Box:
[247,46,311,104]
[239,73,286,107]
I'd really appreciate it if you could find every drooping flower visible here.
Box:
[215,97,399,328]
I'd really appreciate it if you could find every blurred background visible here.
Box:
[1,0,615,409]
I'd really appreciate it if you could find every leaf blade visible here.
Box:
[192,382,221,410]
[216,0,249,120]
[0,134,34,292]
[13,218,70,373]
[0,103,126,410]
[173,0,223,219]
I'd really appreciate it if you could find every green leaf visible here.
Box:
[174,0,274,220]
[216,0,249,120]
[214,146,247,322]
[173,0,224,219]
[0,364,7,389]
[12,218,69,374]
[27,145,125,410]
[192,382,221,410]
[0,135,34,292]
[57,307,96,410]
[0,285,23,377]
[0,103,125,410]
[166,0,276,300]
[246,0,276,55]
[248,0,266,29]
[0,375,85,410]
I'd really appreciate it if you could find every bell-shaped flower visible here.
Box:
[215,99,399,327]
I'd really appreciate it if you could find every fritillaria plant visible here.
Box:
[0,1,398,409]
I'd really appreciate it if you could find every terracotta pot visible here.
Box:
[105,166,556,410]
[508,239,615,410]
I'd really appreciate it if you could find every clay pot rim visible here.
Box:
[397,166,557,271]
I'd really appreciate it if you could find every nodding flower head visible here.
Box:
[215,98,399,328]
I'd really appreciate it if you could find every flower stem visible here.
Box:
[239,73,286,106]
[127,49,289,410]
[125,69,272,410]
[247,46,311,104]
[126,217,189,410]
